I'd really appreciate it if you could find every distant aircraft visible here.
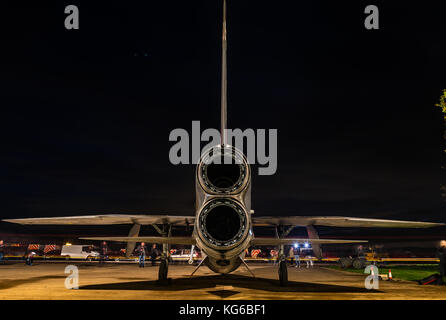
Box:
[3,0,444,286]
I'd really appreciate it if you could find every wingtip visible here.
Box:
[2,219,20,224]
[421,222,446,228]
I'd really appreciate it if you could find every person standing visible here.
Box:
[437,240,446,284]
[295,252,301,268]
[25,252,35,266]
[288,246,295,265]
[0,240,4,265]
[136,242,148,268]
[150,244,159,266]
[270,249,278,265]
[306,254,314,268]
[357,245,365,258]
[99,241,108,265]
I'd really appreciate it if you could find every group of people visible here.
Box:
[1,240,35,266]
[288,247,314,268]
[97,241,160,267]
[3,239,444,279]
[135,242,160,268]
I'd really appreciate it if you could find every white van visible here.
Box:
[61,245,99,260]
[170,249,199,262]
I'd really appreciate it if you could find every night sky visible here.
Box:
[1,1,446,238]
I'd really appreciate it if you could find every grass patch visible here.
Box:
[326,264,443,282]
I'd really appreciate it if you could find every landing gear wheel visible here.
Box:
[353,258,365,269]
[279,260,288,286]
[339,257,353,269]
[158,259,169,283]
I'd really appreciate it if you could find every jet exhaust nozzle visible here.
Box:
[197,198,248,249]
[197,145,250,194]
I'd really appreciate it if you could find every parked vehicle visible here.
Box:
[61,245,99,260]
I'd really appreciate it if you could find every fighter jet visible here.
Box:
[3,0,444,286]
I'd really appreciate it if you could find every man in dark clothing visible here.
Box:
[150,244,159,266]
[136,242,148,268]
[99,241,108,265]
[437,240,446,284]
[0,240,4,264]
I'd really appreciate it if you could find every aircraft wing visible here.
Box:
[251,216,444,228]
[251,237,367,246]
[2,215,195,226]
[4,215,443,229]
[79,236,195,245]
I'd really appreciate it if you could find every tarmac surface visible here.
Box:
[1,261,446,300]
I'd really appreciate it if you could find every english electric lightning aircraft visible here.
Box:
[3,0,444,285]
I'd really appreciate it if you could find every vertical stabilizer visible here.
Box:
[220,0,228,145]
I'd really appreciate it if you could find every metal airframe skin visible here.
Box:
[194,145,252,273]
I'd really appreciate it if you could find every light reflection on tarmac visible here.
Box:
[0,262,445,300]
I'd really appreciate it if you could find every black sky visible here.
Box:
[1,0,446,228]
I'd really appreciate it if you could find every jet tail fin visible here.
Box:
[220,0,227,145]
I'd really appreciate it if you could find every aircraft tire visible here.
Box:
[339,257,353,269]
[279,260,288,286]
[353,258,365,269]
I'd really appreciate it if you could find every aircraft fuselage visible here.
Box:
[193,145,253,273]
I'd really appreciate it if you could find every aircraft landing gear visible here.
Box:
[278,259,288,286]
[158,257,170,284]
